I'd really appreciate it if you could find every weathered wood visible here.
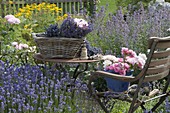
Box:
[0,0,96,17]
[149,58,169,67]
[152,50,170,58]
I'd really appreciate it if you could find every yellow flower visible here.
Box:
[51,4,56,7]
[41,2,46,6]
[63,14,68,18]
[56,16,63,21]
[58,8,62,12]
[25,13,31,18]
[25,5,31,9]
[19,8,25,13]
[15,13,22,17]
[37,7,41,11]
[46,4,51,9]
[9,1,13,4]
[24,25,29,29]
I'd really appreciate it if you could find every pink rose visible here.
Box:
[124,63,130,70]
[118,58,123,62]
[107,65,115,70]
[126,57,137,65]
[119,69,126,76]
[121,47,129,55]
[128,49,137,57]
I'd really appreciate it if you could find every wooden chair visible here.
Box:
[88,36,170,113]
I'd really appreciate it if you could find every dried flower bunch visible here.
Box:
[102,47,147,75]
[45,16,93,38]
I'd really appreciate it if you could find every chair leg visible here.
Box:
[151,73,170,112]
[93,94,109,113]
[128,76,145,113]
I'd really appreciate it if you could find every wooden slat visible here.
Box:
[71,2,74,14]
[63,2,66,15]
[0,1,26,4]
[147,64,169,75]
[67,2,70,14]
[144,70,169,82]
[149,58,170,67]
[152,50,170,58]
[75,2,79,14]
[155,41,170,49]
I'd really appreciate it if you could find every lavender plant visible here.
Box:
[87,3,170,55]
[0,61,101,113]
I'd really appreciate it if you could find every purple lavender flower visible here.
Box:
[0,61,99,112]
[87,4,170,55]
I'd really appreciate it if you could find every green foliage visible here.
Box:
[0,3,68,65]
[0,44,36,66]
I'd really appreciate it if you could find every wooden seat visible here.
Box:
[88,36,170,113]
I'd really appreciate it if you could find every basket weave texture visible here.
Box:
[32,33,84,58]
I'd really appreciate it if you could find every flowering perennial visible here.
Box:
[4,15,20,24]
[15,2,67,21]
[0,61,100,112]
[102,47,147,75]
[11,42,29,50]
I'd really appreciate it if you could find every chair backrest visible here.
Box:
[141,36,170,82]
[0,0,96,17]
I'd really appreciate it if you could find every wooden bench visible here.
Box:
[88,36,170,113]
[0,0,97,17]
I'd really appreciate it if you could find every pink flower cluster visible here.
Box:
[103,47,147,75]
[11,42,29,50]
[4,15,20,24]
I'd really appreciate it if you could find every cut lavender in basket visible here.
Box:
[45,16,93,38]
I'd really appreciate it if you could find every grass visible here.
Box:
[98,0,117,13]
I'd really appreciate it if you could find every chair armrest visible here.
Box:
[91,71,134,82]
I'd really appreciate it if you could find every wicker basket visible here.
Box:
[32,33,84,59]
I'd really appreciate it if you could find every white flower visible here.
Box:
[126,57,138,66]
[12,42,29,50]
[102,55,118,62]
[11,42,18,46]
[136,56,146,69]
[74,18,88,28]
[28,46,37,52]
[138,53,147,61]
[167,28,170,31]
[20,44,29,48]
[103,60,112,69]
